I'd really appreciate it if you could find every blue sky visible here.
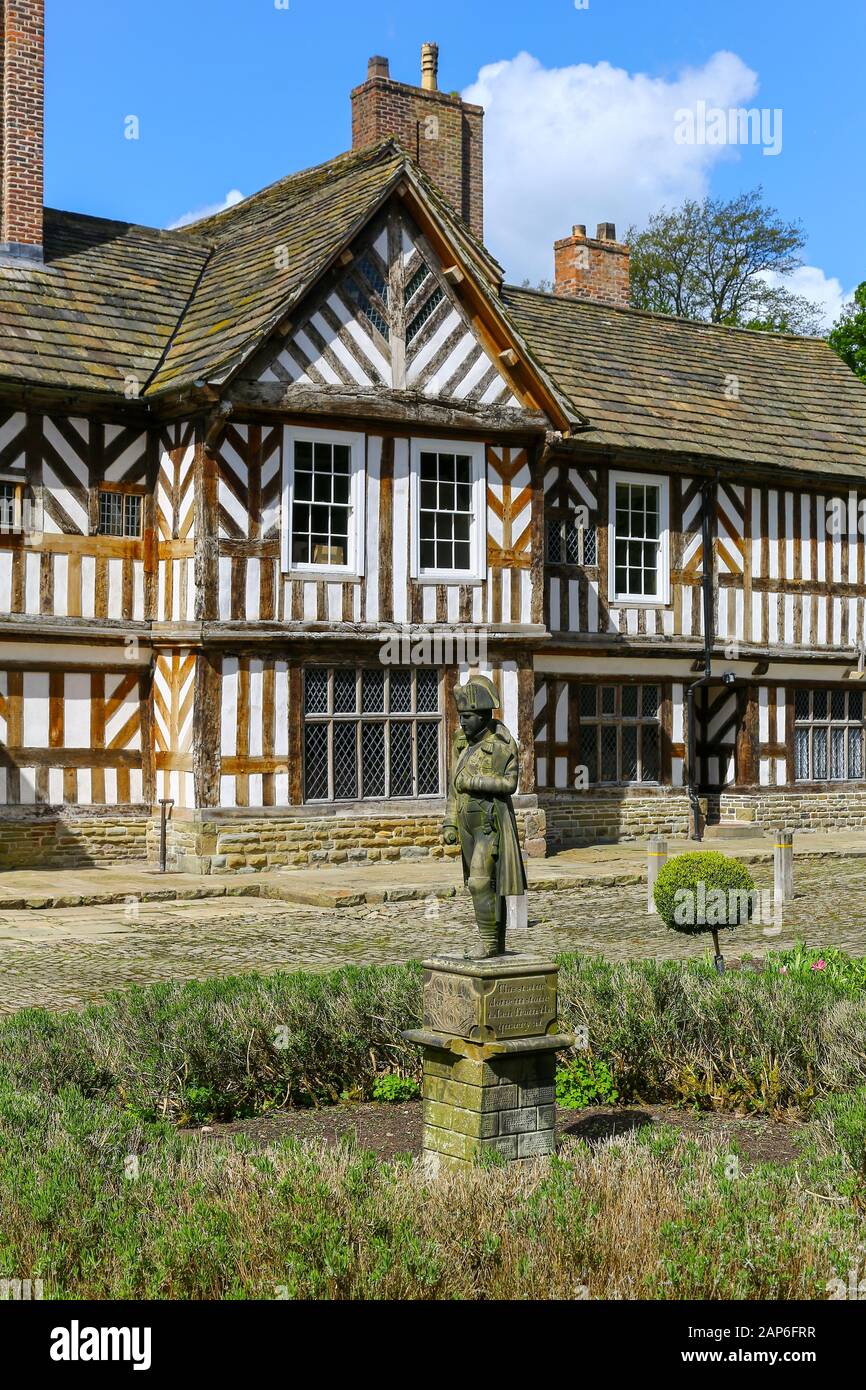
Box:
[46,0,864,326]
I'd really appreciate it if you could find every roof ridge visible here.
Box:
[169,139,405,239]
[503,282,830,347]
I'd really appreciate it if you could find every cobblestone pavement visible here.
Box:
[0,856,864,1014]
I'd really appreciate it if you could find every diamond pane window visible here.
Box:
[333,723,358,800]
[794,687,866,782]
[390,722,413,797]
[563,682,661,787]
[304,724,329,800]
[390,669,411,713]
[579,686,597,719]
[546,514,598,567]
[417,669,439,713]
[362,669,385,713]
[406,286,444,344]
[333,670,357,714]
[417,721,440,795]
[361,723,386,797]
[304,669,328,715]
[303,668,441,801]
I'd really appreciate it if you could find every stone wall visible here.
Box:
[0,808,149,868]
[720,789,866,833]
[156,800,546,874]
[541,789,693,846]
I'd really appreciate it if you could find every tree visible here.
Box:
[626,188,821,335]
[829,283,866,382]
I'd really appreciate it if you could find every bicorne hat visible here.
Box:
[453,675,500,711]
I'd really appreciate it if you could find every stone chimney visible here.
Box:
[351,43,484,240]
[554,222,630,308]
[0,0,43,262]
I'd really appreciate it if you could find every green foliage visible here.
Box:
[763,943,866,991]
[652,850,755,935]
[0,1077,862,1299]
[371,1074,420,1104]
[0,949,865,1124]
[626,188,821,335]
[555,1055,618,1109]
[829,282,866,382]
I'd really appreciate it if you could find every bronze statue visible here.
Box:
[442,675,527,956]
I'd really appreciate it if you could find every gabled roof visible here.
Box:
[503,286,866,480]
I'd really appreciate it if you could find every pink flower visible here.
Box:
[811,959,826,971]
[780,966,788,974]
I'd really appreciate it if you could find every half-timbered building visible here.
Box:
[2,7,866,869]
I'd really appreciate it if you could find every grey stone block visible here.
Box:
[500,1107,538,1135]
[518,1129,556,1158]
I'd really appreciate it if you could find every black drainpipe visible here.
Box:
[687,474,718,840]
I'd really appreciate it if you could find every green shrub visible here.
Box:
[555,1055,618,1109]
[653,850,756,935]
[371,1074,420,1103]
[0,951,864,1123]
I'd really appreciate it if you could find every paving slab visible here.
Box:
[0,830,865,913]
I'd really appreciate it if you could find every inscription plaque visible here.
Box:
[421,957,558,1042]
[483,974,555,1040]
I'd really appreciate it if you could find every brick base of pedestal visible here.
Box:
[422,1043,557,1169]
[402,954,573,1174]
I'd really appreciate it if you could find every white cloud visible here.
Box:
[463,50,761,285]
[167,188,244,230]
[761,265,854,334]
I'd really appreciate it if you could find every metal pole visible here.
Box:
[647,837,668,913]
[774,830,794,904]
[158,798,175,873]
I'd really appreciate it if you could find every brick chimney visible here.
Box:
[0,0,43,262]
[351,44,484,240]
[554,222,629,308]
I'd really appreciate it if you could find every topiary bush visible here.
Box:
[653,851,756,970]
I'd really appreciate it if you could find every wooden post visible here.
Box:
[647,836,668,914]
[774,830,794,905]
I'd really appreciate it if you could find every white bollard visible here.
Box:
[647,837,668,914]
[774,830,794,905]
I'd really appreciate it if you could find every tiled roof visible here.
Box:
[502,286,866,478]
[2,136,865,484]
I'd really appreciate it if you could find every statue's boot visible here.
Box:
[468,874,500,956]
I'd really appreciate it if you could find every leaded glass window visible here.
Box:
[546,514,597,566]
[575,683,661,785]
[303,667,442,801]
[794,687,865,782]
[98,490,141,538]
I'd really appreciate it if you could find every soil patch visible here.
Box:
[183,1100,804,1168]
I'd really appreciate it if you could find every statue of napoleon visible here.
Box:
[442,675,527,957]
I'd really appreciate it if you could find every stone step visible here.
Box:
[703,824,765,840]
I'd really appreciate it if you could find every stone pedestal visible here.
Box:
[401,955,573,1173]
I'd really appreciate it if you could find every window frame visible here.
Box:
[302,666,444,803]
[0,479,23,534]
[409,437,487,584]
[546,509,598,567]
[576,681,662,786]
[281,425,366,578]
[793,686,865,784]
[608,469,670,606]
[95,485,144,539]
